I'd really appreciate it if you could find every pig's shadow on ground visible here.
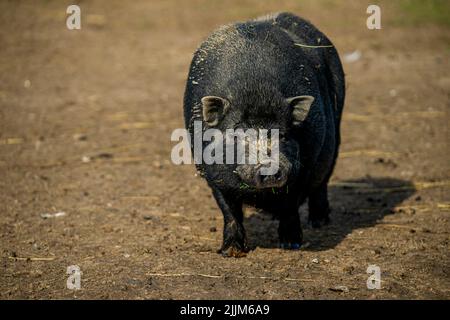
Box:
[244,177,416,251]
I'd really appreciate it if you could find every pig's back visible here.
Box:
[257,12,345,126]
[184,12,345,133]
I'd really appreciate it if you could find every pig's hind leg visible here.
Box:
[277,200,303,250]
[308,183,331,228]
[212,188,248,257]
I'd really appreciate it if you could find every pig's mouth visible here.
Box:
[254,167,288,189]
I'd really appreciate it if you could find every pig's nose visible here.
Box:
[255,166,286,189]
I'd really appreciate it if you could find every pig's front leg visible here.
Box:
[212,188,248,257]
[278,201,303,250]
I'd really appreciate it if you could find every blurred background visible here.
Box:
[0,0,449,299]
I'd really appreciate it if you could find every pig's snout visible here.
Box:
[255,168,286,188]
[254,161,288,189]
[237,158,290,189]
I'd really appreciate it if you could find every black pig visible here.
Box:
[183,12,345,257]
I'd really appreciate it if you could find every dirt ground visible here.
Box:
[0,0,449,299]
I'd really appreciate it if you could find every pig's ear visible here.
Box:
[287,95,315,126]
[201,96,229,127]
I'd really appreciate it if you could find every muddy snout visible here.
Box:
[255,160,288,188]
[237,158,291,189]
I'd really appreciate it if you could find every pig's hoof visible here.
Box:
[218,245,248,258]
[280,242,301,250]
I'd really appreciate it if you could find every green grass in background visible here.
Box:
[398,0,450,26]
